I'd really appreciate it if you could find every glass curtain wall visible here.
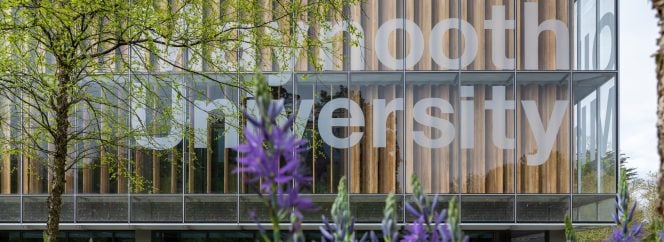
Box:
[0,0,618,224]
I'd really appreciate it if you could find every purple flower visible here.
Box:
[233,77,313,241]
[604,169,644,241]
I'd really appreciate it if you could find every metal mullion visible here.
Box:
[456,0,463,221]
[513,0,518,225]
[570,0,576,223]
[400,0,407,225]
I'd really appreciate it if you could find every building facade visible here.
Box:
[0,0,618,241]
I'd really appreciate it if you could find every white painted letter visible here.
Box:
[413,98,455,148]
[521,100,568,165]
[318,98,364,148]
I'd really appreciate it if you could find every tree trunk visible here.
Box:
[654,0,664,218]
[45,68,71,242]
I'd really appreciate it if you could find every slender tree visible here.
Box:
[654,0,664,218]
[0,0,352,241]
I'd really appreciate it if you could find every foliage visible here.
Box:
[402,175,468,242]
[565,214,576,242]
[381,193,399,242]
[605,169,644,241]
[0,0,356,240]
[319,176,369,242]
[234,75,312,242]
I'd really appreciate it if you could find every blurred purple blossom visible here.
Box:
[233,77,312,241]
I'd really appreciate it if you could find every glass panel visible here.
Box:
[573,73,617,193]
[296,74,327,194]
[516,73,570,193]
[300,73,348,194]
[0,196,19,222]
[184,195,237,222]
[351,195,403,222]
[185,75,239,194]
[22,195,74,222]
[460,73,515,193]
[238,195,272,222]
[574,0,616,70]
[516,195,569,222]
[349,73,404,193]
[130,195,183,222]
[405,73,458,193]
[76,76,129,194]
[572,194,614,222]
[238,73,295,194]
[131,74,183,194]
[517,0,571,70]
[0,95,19,194]
[406,0,460,70]
[460,195,514,222]
[302,195,335,222]
[350,0,403,70]
[77,195,128,222]
[462,0,515,70]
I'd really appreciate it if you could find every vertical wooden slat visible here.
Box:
[486,86,502,193]
[361,85,378,193]
[467,0,486,70]
[413,0,431,70]
[170,148,177,194]
[133,150,143,193]
[540,0,557,69]
[417,85,432,192]
[520,85,540,193]
[435,85,451,193]
[100,147,109,194]
[380,84,398,193]
[349,89,361,193]
[542,85,557,193]
[1,99,11,194]
[362,0,378,70]
[505,84,515,192]
[433,0,451,71]
[405,84,414,192]
[472,86,485,193]
[117,147,127,193]
[558,85,570,193]
[152,150,160,193]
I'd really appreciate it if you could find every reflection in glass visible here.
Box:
[572,195,614,222]
[517,0,570,70]
[573,73,617,193]
[185,75,239,194]
[406,0,460,71]
[460,73,515,193]
[304,74,348,194]
[517,73,570,193]
[406,73,458,193]
[350,73,404,194]
[351,0,403,71]
[462,0,514,70]
[516,195,569,222]
[574,0,616,70]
